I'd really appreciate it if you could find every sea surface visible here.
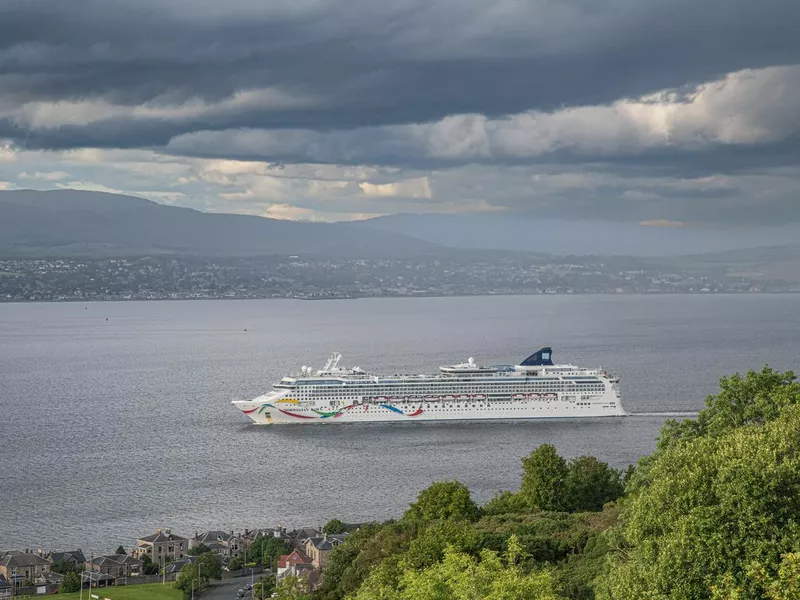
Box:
[2,295,799,553]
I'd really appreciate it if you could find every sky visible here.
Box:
[1,0,799,238]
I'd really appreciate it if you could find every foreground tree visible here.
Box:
[656,367,800,451]
[404,481,480,523]
[597,402,800,599]
[520,444,568,511]
[354,536,561,600]
[562,456,624,512]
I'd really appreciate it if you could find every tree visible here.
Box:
[656,367,800,452]
[228,556,244,572]
[247,536,291,569]
[188,543,212,556]
[354,536,561,600]
[562,456,624,512]
[59,571,82,593]
[520,444,568,511]
[197,552,222,581]
[404,481,480,523]
[482,490,531,515]
[273,574,312,599]
[596,404,800,600]
[50,560,82,575]
[175,563,200,594]
[140,554,160,575]
[254,575,276,599]
[323,519,347,535]
[115,545,127,555]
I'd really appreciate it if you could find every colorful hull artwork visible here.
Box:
[248,402,426,422]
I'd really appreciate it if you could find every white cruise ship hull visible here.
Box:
[232,391,626,425]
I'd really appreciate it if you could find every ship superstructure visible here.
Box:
[232,348,626,424]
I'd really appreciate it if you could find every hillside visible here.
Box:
[0,190,439,258]
[353,213,800,257]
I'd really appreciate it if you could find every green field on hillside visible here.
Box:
[55,583,182,600]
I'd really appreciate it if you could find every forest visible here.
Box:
[269,367,800,600]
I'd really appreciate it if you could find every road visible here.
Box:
[200,575,257,600]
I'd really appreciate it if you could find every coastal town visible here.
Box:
[2,254,796,303]
[1,524,352,598]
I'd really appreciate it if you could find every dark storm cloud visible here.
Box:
[2,0,800,147]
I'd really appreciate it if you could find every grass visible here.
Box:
[55,583,183,600]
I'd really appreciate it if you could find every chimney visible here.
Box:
[156,528,162,534]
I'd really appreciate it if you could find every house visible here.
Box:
[287,527,322,550]
[164,556,197,576]
[192,531,243,559]
[243,528,289,540]
[81,570,116,588]
[275,550,313,583]
[0,574,12,599]
[0,551,51,586]
[85,554,143,578]
[303,534,348,570]
[133,528,189,563]
[44,550,86,568]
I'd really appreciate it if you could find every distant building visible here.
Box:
[44,550,86,567]
[276,550,313,583]
[0,551,51,586]
[192,531,243,560]
[85,554,143,578]
[164,556,197,576]
[133,528,188,563]
[303,534,348,570]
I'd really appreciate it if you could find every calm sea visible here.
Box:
[2,295,799,553]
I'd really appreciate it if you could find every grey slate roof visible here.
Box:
[305,533,348,551]
[46,550,86,564]
[137,530,188,544]
[164,556,197,575]
[194,530,237,544]
[0,552,50,568]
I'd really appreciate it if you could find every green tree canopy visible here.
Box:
[354,536,561,600]
[520,444,568,511]
[597,404,800,600]
[482,490,530,516]
[562,456,624,512]
[197,552,222,581]
[247,535,291,569]
[175,563,200,594]
[188,543,212,556]
[656,367,800,452]
[404,481,480,523]
[323,519,347,535]
[58,571,82,593]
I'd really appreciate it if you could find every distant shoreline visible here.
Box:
[3,290,799,304]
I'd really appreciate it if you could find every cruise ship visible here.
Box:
[232,347,626,424]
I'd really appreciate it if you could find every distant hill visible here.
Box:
[353,213,800,257]
[0,190,439,258]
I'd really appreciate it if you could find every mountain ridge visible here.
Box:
[0,189,440,258]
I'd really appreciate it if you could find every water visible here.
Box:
[1,295,799,554]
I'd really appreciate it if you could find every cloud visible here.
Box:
[19,171,72,181]
[359,177,432,198]
[0,0,799,228]
[638,219,695,228]
[166,66,800,169]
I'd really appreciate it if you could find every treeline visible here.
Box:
[271,367,800,600]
